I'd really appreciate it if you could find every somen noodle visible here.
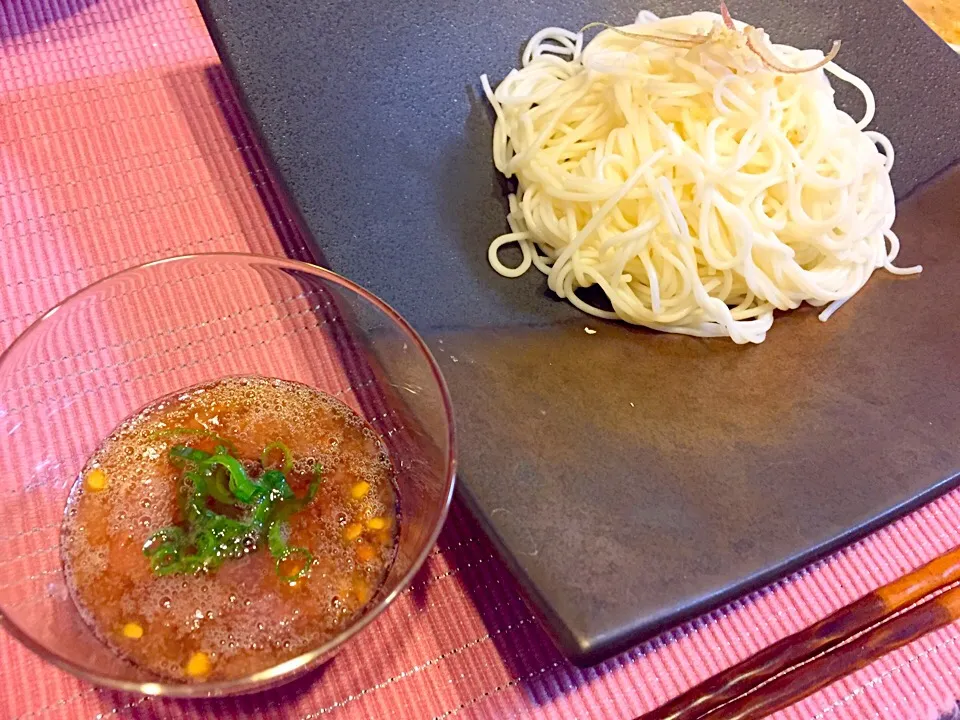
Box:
[481,7,920,344]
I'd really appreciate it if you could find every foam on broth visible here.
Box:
[61,376,398,681]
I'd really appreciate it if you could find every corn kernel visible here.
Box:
[356,543,376,562]
[185,652,211,678]
[353,577,370,605]
[350,481,370,500]
[365,517,387,531]
[121,622,143,640]
[343,522,363,542]
[85,468,108,491]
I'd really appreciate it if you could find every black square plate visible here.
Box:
[198,0,960,664]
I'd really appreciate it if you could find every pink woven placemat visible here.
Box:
[2,1,960,718]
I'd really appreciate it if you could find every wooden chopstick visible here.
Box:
[680,583,960,719]
[642,545,960,720]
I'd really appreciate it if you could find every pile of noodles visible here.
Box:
[481,8,920,343]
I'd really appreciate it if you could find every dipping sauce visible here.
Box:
[61,376,398,681]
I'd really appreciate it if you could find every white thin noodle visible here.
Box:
[481,11,921,344]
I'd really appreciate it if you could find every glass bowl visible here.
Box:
[0,253,456,697]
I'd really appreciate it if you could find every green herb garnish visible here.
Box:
[143,441,319,581]
[261,441,294,474]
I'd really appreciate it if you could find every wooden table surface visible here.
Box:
[905,0,960,43]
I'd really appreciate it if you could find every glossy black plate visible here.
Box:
[198,0,960,663]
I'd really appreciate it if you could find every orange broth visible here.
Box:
[61,376,398,681]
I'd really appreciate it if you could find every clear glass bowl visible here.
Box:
[0,253,456,697]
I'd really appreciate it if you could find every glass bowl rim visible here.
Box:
[0,252,458,697]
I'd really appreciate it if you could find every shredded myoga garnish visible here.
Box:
[481,3,921,344]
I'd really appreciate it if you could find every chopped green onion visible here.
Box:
[143,527,187,574]
[150,546,184,575]
[168,444,211,468]
[207,466,239,506]
[248,492,277,535]
[201,454,261,503]
[261,469,295,501]
[304,478,320,505]
[145,439,319,579]
[266,515,290,558]
[261,441,293,474]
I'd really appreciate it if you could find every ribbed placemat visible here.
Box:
[2,1,960,718]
